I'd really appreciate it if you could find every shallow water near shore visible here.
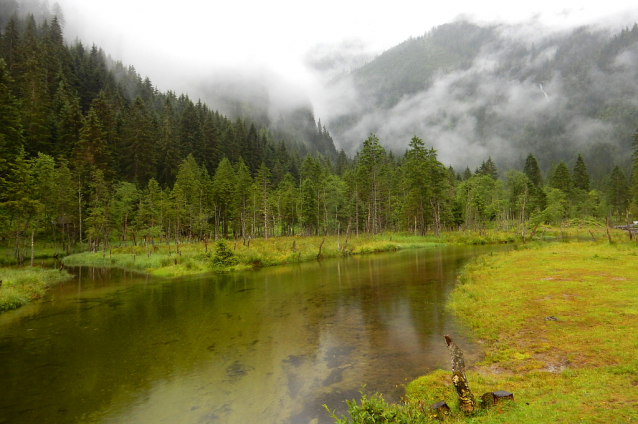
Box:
[0,244,509,424]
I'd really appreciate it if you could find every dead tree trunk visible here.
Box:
[606,216,612,244]
[444,335,476,415]
[317,238,325,259]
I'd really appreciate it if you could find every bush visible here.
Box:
[212,240,238,267]
[325,391,429,424]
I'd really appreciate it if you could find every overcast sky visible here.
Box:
[59,0,638,98]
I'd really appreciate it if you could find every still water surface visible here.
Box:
[0,245,505,424]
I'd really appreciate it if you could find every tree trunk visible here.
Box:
[30,229,35,267]
[444,335,476,415]
[606,216,612,243]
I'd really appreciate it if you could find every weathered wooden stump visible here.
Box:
[428,401,451,420]
[444,335,476,415]
[481,390,514,408]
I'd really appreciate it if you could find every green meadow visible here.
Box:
[331,236,638,423]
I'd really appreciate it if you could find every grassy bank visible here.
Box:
[0,267,73,312]
[61,233,462,277]
[60,226,616,277]
[332,238,638,423]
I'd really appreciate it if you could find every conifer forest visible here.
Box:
[0,2,636,264]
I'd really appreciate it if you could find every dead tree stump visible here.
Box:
[481,391,514,408]
[428,401,451,420]
[444,335,476,415]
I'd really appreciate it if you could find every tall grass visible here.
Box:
[62,233,447,277]
[0,267,72,312]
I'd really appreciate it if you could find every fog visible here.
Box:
[48,0,638,167]
[312,14,638,171]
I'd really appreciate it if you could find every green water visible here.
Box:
[0,245,503,424]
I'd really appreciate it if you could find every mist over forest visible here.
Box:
[1,0,637,254]
[309,20,638,179]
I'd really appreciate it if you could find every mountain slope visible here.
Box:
[323,20,638,179]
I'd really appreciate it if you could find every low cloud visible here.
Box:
[313,16,638,173]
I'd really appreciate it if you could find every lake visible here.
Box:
[0,244,506,424]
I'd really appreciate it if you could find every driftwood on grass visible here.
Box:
[444,335,476,415]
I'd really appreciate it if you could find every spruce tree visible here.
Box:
[477,157,498,180]
[523,153,543,187]
[572,154,590,192]
[549,161,572,195]
[606,166,629,220]
[0,59,24,194]
[121,98,157,185]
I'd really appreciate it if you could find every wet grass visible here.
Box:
[402,239,638,423]
[328,230,638,423]
[62,233,448,277]
[0,267,73,312]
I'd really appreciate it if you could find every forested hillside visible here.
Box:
[0,2,635,265]
[325,21,638,179]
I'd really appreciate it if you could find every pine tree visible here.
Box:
[523,153,543,187]
[572,154,590,192]
[233,158,252,240]
[200,112,221,175]
[18,16,52,155]
[0,59,25,194]
[212,158,236,238]
[53,79,83,158]
[477,157,499,180]
[255,162,271,239]
[1,17,21,72]
[549,161,572,195]
[606,166,629,220]
[463,167,472,181]
[121,98,157,185]
[76,107,109,175]
[156,98,181,186]
[179,100,202,160]
[357,134,386,234]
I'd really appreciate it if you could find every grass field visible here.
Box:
[333,237,638,423]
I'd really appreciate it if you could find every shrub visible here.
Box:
[212,240,238,267]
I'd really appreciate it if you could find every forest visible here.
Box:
[325,20,638,178]
[0,2,636,265]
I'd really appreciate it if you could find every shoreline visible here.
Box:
[60,231,518,278]
[340,236,637,423]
